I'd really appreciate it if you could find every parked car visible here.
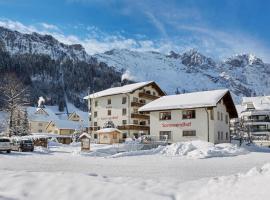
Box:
[11,139,34,152]
[0,137,11,153]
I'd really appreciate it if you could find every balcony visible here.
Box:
[117,125,150,131]
[131,101,145,107]
[131,113,150,119]
[245,119,270,123]
[139,92,159,100]
[90,126,100,131]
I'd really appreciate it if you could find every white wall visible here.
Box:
[149,100,230,144]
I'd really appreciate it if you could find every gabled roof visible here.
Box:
[27,107,58,122]
[139,89,238,118]
[83,81,165,99]
[242,96,270,110]
[47,120,81,130]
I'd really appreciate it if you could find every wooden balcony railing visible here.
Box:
[138,92,160,100]
[131,113,150,119]
[131,101,145,107]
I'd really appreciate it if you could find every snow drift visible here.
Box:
[109,140,248,159]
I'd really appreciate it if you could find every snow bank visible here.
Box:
[107,140,248,159]
[179,163,270,200]
[160,140,248,158]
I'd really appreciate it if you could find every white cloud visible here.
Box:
[40,23,59,31]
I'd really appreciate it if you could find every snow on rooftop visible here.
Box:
[27,107,58,122]
[96,128,122,133]
[242,96,270,110]
[52,120,82,130]
[84,81,154,99]
[139,89,229,112]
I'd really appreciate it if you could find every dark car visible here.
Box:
[11,139,34,152]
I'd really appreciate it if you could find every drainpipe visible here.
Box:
[124,93,131,136]
[204,108,210,142]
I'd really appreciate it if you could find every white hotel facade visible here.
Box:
[84,81,165,139]
[139,89,238,144]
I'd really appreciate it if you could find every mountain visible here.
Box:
[0,26,122,110]
[95,49,270,102]
[0,26,90,62]
[0,25,269,107]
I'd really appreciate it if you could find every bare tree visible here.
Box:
[0,73,29,136]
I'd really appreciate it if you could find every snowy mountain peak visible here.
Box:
[180,49,216,67]
[0,26,90,62]
[225,53,263,67]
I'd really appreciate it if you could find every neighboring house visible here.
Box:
[46,120,81,144]
[238,96,270,140]
[27,107,58,133]
[139,89,238,144]
[84,81,165,139]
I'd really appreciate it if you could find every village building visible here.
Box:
[237,96,270,141]
[139,89,238,144]
[46,120,81,144]
[96,128,122,144]
[84,81,165,139]
[27,107,58,133]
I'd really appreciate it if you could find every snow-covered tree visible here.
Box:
[0,73,29,136]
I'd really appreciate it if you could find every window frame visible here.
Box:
[159,131,172,140]
[159,112,171,120]
[182,130,196,137]
[182,110,196,119]
[122,108,127,116]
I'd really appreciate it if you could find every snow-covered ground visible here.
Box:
[0,141,270,200]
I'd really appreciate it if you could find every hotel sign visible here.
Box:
[162,122,191,128]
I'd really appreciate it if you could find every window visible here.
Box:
[133,120,138,124]
[146,90,151,94]
[94,111,97,118]
[122,120,127,125]
[122,133,127,139]
[220,131,224,140]
[107,99,111,105]
[133,97,138,102]
[210,109,214,120]
[140,121,146,126]
[133,108,138,114]
[108,110,111,116]
[38,123,43,126]
[153,91,156,96]
[182,110,196,119]
[218,131,220,140]
[225,115,229,124]
[140,99,146,104]
[122,97,127,104]
[183,130,196,137]
[95,100,98,107]
[122,108,127,115]
[217,111,220,120]
[94,122,98,126]
[38,129,42,133]
[94,134,98,139]
[159,112,171,120]
[226,132,229,140]
[160,131,172,140]
[220,113,223,121]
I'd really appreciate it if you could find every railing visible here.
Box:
[244,119,270,122]
[131,113,150,119]
[117,125,150,131]
[131,101,145,107]
[138,92,160,100]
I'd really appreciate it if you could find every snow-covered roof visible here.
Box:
[49,120,81,130]
[27,107,58,122]
[139,89,230,112]
[235,104,245,116]
[96,128,122,133]
[84,81,156,99]
[242,96,270,110]
[79,132,91,139]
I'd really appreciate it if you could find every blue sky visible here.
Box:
[0,0,270,61]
